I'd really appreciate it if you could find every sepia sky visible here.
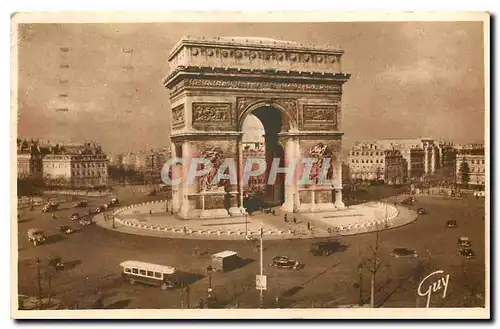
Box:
[16,21,485,154]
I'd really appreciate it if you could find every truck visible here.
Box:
[211,250,241,272]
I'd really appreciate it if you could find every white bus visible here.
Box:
[120,260,179,291]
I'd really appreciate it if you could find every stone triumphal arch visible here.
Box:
[164,36,350,219]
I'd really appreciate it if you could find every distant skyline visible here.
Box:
[17,22,486,153]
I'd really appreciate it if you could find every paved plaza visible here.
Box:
[96,199,417,240]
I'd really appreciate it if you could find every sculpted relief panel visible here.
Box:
[192,102,233,130]
[171,105,185,129]
[302,104,338,130]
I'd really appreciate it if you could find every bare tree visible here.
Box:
[365,226,382,308]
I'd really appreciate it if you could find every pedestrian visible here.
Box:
[284,214,288,223]
[307,222,310,230]
[149,209,152,215]
[293,217,297,224]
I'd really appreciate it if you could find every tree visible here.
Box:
[459,159,470,187]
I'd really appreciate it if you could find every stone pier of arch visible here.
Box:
[164,36,350,220]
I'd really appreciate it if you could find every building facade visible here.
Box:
[348,138,441,183]
[42,143,108,188]
[384,150,408,185]
[242,142,266,194]
[348,142,386,181]
[456,146,485,187]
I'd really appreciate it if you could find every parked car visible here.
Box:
[309,241,338,256]
[73,200,88,208]
[79,219,93,226]
[271,256,304,270]
[417,208,427,215]
[110,198,119,205]
[459,247,475,259]
[458,237,472,248]
[59,226,75,235]
[47,256,64,271]
[42,202,59,213]
[70,213,80,221]
[390,248,418,258]
[94,206,103,213]
[27,228,46,246]
[446,220,458,228]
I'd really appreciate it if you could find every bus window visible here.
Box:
[124,268,131,273]
[154,272,162,278]
[147,271,154,277]
[140,269,146,275]
[132,268,138,274]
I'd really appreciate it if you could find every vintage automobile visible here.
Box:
[417,208,427,215]
[459,247,475,259]
[390,248,418,258]
[446,220,458,228]
[70,213,80,221]
[79,219,93,226]
[120,260,179,291]
[458,237,472,248]
[47,256,64,271]
[27,228,47,246]
[42,202,59,213]
[73,200,88,208]
[309,241,339,256]
[59,225,75,235]
[271,256,304,270]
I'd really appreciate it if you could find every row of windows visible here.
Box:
[466,160,485,165]
[124,267,163,279]
[72,170,106,177]
[351,159,384,164]
[351,152,385,156]
[351,166,384,170]
[45,163,107,169]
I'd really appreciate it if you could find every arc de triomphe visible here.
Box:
[164,36,350,220]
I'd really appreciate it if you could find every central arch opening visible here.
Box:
[241,105,289,211]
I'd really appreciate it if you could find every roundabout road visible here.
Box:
[16,193,486,309]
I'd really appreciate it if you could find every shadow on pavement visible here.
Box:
[45,234,66,245]
[226,258,255,272]
[64,259,82,270]
[179,272,205,286]
[282,286,304,297]
[105,299,132,309]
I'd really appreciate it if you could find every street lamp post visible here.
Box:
[245,212,248,236]
[357,263,363,306]
[206,265,214,307]
[185,286,190,309]
[36,257,42,309]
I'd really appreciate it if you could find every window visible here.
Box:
[132,268,138,274]
[139,269,146,275]
[154,272,162,278]
[125,268,131,273]
[147,271,154,277]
